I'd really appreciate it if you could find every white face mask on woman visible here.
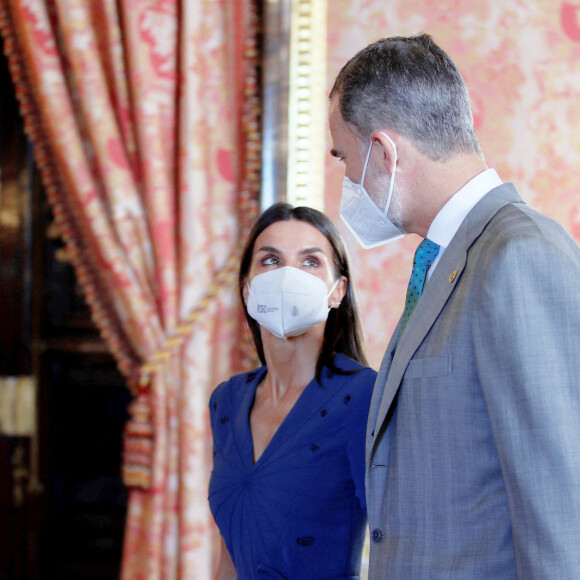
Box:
[340,132,404,249]
[246,266,339,339]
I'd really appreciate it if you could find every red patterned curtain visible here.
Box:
[0,0,261,577]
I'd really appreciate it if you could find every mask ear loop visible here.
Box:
[379,132,398,216]
[359,139,374,191]
[244,279,253,305]
[326,277,341,309]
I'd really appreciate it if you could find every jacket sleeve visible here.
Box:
[473,233,580,578]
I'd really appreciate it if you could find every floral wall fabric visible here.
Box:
[325,0,580,369]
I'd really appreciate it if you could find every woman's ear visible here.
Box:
[329,276,347,308]
[242,280,250,304]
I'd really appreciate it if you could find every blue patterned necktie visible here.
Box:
[400,238,440,333]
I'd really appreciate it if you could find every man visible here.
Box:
[329,33,580,579]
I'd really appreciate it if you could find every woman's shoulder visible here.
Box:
[327,354,377,396]
[209,366,267,408]
[332,354,377,381]
[320,355,376,421]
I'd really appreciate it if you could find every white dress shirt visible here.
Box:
[426,168,503,278]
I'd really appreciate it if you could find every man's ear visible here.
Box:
[371,130,399,174]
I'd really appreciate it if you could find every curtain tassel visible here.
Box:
[122,380,154,489]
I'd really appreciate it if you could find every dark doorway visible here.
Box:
[0,37,129,580]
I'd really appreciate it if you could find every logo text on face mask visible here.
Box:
[257,304,279,314]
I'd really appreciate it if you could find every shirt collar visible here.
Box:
[427,168,503,249]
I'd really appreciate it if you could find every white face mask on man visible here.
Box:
[246,266,339,340]
[340,132,405,249]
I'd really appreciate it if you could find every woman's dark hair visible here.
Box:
[239,201,369,381]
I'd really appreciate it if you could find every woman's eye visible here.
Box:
[262,256,280,265]
[303,257,319,267]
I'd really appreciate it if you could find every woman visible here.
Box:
[209,202,377,579]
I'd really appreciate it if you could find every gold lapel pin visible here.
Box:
[449,270,458,283]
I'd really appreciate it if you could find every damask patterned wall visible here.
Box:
[324,0,580,368]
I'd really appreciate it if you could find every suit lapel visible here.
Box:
[369,183,525,460]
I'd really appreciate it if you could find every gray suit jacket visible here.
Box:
[367,184,580,579]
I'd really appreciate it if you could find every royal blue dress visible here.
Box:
[208,354,376,579]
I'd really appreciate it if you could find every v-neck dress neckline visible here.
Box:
[242,369,319,466]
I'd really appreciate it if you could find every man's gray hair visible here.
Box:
[330,33,482,161]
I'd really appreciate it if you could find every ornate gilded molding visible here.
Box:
[261,0,327,211]
[286,0,327,210]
